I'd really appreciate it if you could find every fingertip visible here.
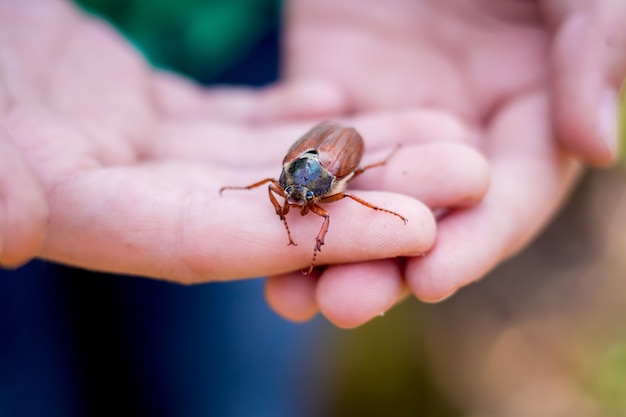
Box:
[282,192,436,272]
[317,260,405,329]
[405,258,460,303]
[265,272,319,322]
[551,13,623,166]
[364,143,491,209]
[255,78,349,122]
[553,83,618,166]
[404,210,497,303]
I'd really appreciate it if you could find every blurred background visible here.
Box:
[1,1,626,416]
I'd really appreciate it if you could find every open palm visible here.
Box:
[2,1,480,282]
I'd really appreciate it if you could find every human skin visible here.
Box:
[264,0,625,327]
[0,1,485,282]
[0,0,623,329]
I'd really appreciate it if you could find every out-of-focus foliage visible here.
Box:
[76,0,281,82]
[584,341,626,414]
[323,302,461,417]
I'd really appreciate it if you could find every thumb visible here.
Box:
[546,1,626,166]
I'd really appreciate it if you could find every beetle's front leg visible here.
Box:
[268,182,297,246]
[219,177,278,194]
[303,204,330,275]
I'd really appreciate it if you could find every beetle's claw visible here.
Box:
[389,211,408,224]
[302,262,315,276]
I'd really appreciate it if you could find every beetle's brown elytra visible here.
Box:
[219,122,407,275]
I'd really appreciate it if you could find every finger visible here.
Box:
[266,259,411,327]
[549,2,626,165]
[208,189,433,280]
[39,165,435,283]
[349,108,471,150]
[0,127,48,267]
[407,92,581,302]
[152,121,305,170]
[150,108,471,167]
[153,72,348,122]
[265,271,319,322]
[315,260,409,328]
[352,142,490,210]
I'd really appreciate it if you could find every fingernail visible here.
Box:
[597,88,619,160]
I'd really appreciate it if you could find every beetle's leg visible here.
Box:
[318,192,408,224]
[348,145,401,182]
[301,203,330,276]
[219,177,278,194]
[268,182,298,246]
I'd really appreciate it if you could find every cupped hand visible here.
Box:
[266,0,625,327]
[0,1,487,282]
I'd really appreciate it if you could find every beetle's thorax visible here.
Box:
[279,152,336,204]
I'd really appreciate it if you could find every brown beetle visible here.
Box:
[220,122,407,275]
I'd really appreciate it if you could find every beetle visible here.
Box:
[220,122,407,275]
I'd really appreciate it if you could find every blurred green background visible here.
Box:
[78,0,282,83]
[74,1,626,416]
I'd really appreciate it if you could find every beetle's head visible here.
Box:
[284,184,315,203]
[279,156,334,204]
